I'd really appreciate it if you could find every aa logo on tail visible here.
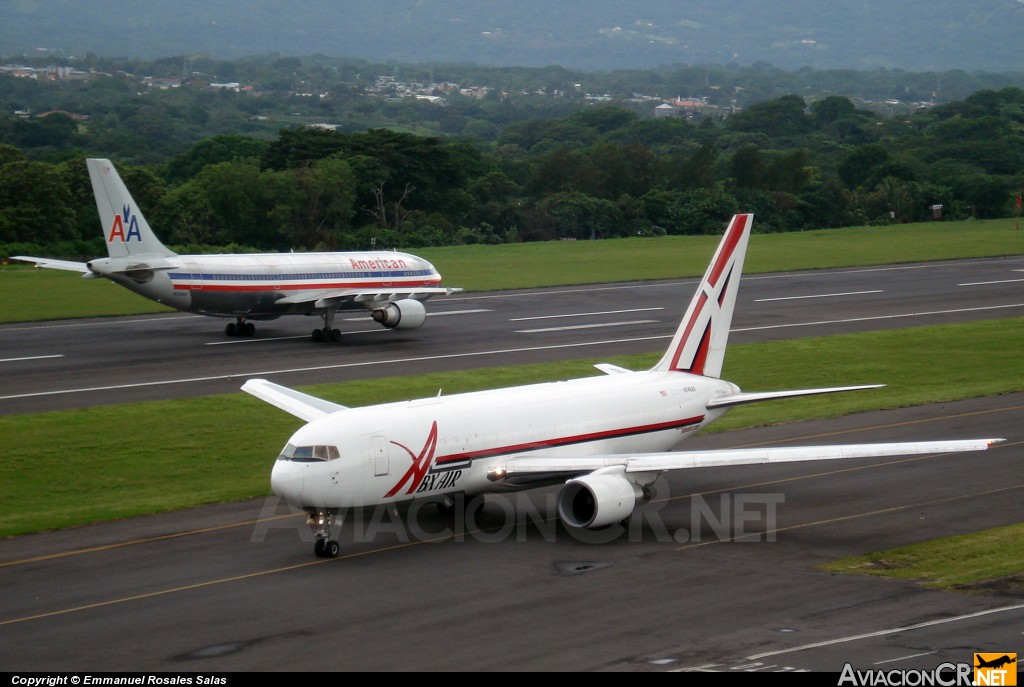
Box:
[108,205,142,243]
[975,653,1017,686]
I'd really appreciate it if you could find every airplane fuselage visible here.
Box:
[270,370,738,511]
[89,251,442,318]
[243,212,1003,559]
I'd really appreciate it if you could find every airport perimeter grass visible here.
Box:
[820,523,1024,594]
[1,317,1022,538]
[2,218,1023,323]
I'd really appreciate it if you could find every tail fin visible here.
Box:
[651,213,753,378]
[87,158,176,259]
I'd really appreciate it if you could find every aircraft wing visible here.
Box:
[241,378,347,422]
[12,256,90,273]
[275,286,462,308]
[488,439,1003,484]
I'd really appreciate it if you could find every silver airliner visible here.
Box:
[15,158,461,340]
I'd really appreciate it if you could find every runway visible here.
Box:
[0,394,1020,672]
[0,255,1022,672]
[2,255,1024,415]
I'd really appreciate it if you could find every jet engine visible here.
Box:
[371,299,427,330]
[557,467,642,529]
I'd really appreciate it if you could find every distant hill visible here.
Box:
[4,0,1024,72]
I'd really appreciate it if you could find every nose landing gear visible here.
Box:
[309,509,342,558]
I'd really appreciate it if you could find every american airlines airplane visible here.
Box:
[14,158,461,340]
[242,213,1003,558]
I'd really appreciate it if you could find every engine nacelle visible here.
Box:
[371,299,427,330]
[557,468,641,529]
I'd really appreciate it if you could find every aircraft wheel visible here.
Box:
[311,328,323,342]
[324,540,340,558]
[330,328,341,342]
[244,322,256,336]
[314,538,326,558]
[225,322,236,336]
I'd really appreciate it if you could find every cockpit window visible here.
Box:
[278,443,340,462]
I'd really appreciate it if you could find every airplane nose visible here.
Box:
[271,460,305,506]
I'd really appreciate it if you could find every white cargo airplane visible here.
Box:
[242,213,1002,558]
[14,158,460,340]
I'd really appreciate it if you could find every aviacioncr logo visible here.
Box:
[107,205,142,243]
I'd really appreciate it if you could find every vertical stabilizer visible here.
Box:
[651,213,753,378]
[87,158,176,259]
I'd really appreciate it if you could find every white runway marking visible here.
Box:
[0,335,679,401]
[516,320,659,333]
[734,302,1024,332]
[675,605,1024,672]
[206,330,385,345]
[425,308,493,316]
[510,307,664,321]
[341,308,492,322]
[755,290,882,302]
[0,354,64,363]
[4,302,1023,402]
[0,315,204,332]
[874,652,938,665]
[740,602,1024,660]
[959,278,1024,286]
[441,258,1024,303]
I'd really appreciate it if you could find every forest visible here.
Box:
[2,54,1024,258]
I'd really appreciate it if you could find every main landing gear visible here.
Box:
[311,306,341,342]
[310,509,341,558]
[225,317,255,337]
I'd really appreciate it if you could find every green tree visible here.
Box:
[726,94,812,138]
[0,161,77,243]
[838,144,891,190]
[811,96,858,127]
[531,192,623,241]
[730,144,764,189]
[0,143,25,166]
[166,134,271,182]
[666,188,740,235]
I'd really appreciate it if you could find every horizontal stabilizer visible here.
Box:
[241,378,347,422]
[489,439,1004,483]
[594,364,633,375]
[11,256,89,273]
[706,384,885,409]
[113,263,179,275]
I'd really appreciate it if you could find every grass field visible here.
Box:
[2,221,1021,591]
[820,523,1024,594]
[417,218,1024,291]
[1,317,1022,538]
[3,217,1023,323]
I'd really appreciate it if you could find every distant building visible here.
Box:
[654,103,677,118]
[142,76,186,89]
[415,95,447,105]
[656,97,710,119]
[47,66,89,81]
